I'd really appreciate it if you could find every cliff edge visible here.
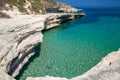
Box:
[0,0,84,80]
[0,0,79,18]
[0,11,84,80]
[1,1,119,80]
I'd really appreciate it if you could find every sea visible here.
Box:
[16,8,120,80]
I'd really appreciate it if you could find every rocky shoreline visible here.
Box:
[0,12,85,80]
[1,10,120,80]
[0,2,120,79]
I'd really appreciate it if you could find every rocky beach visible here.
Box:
[0,0,120,80]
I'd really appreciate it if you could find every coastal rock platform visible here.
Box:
[0,12,85,80]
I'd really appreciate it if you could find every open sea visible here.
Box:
[16,8,120,80]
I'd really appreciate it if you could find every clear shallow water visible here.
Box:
[17,8,120,80]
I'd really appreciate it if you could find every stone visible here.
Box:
[0,69,15,80]
[0,11,84,79]
[0,14,46,78]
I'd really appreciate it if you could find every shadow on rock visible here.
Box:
[15,43,41,80]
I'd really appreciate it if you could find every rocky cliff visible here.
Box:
[0,1,119,80]
[0,12,85,80]
[0,1,84,80]
[41,0,78,13]
[0,14,46,79]
[0,0,78,17]
[0,0,45,14]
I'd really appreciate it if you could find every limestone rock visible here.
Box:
[0,69,15,80]
[41,0,79,13]
[57,2,78,13]
[0,14,46,78]
[0,12,85,79]
[26,76,67,80]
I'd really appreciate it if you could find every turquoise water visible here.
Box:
[17,8,120,80]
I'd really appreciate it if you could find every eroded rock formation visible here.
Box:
[41,0,78,13]
[0,14,46,78]
[0,12,85,80]
[0,0,78,16]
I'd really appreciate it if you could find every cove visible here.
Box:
[16,8,120,80]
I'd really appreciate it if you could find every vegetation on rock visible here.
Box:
[0,0,78,14]
[0,0,46,14]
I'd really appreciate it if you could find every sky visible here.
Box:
[57,0,120,8]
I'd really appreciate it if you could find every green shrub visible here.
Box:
[31,0,44,13]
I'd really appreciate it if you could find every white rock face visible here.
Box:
[26,49,120,80]
[44,13,85,30]
[0,12,85,80]
[26,76,68,80]
[0,69,15,80]
[59,7,78,13]
[0,14,47,78]
[1,11,120,80]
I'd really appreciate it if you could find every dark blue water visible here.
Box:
[17,8,120,80]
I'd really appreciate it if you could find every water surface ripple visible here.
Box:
[17,8,120,80]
